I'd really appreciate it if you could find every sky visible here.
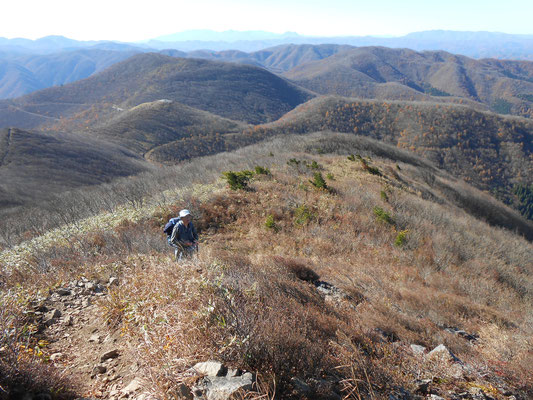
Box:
[2,0,533,41]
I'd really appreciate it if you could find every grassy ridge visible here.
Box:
[249,97,533,221]
[1,133,531,399]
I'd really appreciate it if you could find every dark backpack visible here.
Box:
[163,217,180,236]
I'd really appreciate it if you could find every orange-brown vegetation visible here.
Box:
[249,97,533,220]
[1,133,531,399]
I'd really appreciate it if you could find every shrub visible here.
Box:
[326,173,335,180]
[380,190,389,202]
[347,154,356,161]
[310,172,328,190]
[309,161,321,170]
[254,166,271,175]
[294,205,314,226]
[361,159,382,176]
[287,158,301,166]
[265,215,279,232]
[395,230,408,247]
[222,170,254,190]
[373,206,394,225]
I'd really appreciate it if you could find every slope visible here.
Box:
[247,96,533,221]
[0,127,149,211]
[284,46,533,118]
[91,99,248,159]
[1,132,531,399]
[0,53,314,130]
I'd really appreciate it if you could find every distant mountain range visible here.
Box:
[283,46,533,118]
[0,44,531,222]
[1,30,532,100]
[0,53,313,130]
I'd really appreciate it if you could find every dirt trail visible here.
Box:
[8,105,61,121]
[35,278,143,399]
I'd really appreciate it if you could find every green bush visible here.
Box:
[347,154,356,161]
[380,190,389,202]
[254,166,271,175]
[514,184,533,220]
[287,158,301,166]
[294,205,314,226]
[373,206,394,225]
[310,172,328,190]
[265,215,280,232]
[360,159,381,176]
[222,170,254,190]
[394,230,408,246]
[326,173,335,180]
[309,161,321,170]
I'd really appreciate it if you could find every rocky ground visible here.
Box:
[22,271,519,400]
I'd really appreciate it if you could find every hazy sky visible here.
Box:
[2,0,533,41]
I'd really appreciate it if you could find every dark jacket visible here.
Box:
[170,220,198,246]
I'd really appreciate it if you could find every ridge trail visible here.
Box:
[8,105,61,121]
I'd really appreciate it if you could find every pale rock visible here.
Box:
[121,378,143,395]
[63,315,73,326]
[410,344,426,355]
[44,309,61,326]
[196,373,254,400]
[427,344,461,363]
[226,368,242,377]
[89,334,101,343]
[192,361,227,377]
[50,352,62,361]
[109,277,119,286]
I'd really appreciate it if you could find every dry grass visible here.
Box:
[1,132,532,399]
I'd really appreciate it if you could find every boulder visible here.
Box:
[91,364,107,377]
[56,288,71,296]
[194,373,254,400]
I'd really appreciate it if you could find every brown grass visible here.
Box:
[2,133,532,398]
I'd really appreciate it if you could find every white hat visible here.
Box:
[179,209,191,218]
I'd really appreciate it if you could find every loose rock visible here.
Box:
[121,378,143,395]
[100,349,120,362]
[427,344,461,363]
[192,361,227,377]
[410,344,426,355]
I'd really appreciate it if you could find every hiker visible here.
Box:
[169,209,198,261]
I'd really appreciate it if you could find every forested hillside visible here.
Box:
[283,47,533,118]
[246,97,533,220]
